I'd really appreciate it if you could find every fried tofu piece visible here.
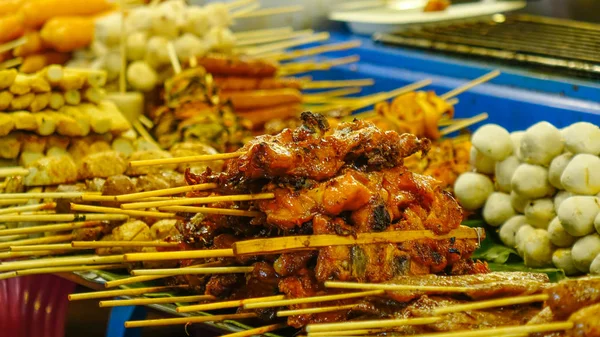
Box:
[79,151,128,179]
[23,155,78,186]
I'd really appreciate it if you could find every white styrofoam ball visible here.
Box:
[510,190,529,214]
[499,215,527,247]
[548,216,576,247]
[524,198,556,229]
[558,196,600,237]
[571,233,600,272]
[511,131,524,160]
[495,156,520,193]
[483,192,516,227]
[554,190,574,211]
[523,229,554,268]
[469,147,495,174]
[552,248,581,275]
[548,152,573,190]
[520,122,564,166]
[590,253,600,275]
[511,163,555,199]
[516,224,535,257]
[472,124,513,161]
[560,154,600,195]
[562,122,600,155]
[453,172,494,211]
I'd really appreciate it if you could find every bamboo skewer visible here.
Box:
[278,304,356,317]
[226,0,258,10]
[271,40,362,61]
[232,5,303,19]
[439,112,488,136]
[303,87,362,101]
[244,290,384,310]
[349,79,433,112]
[123,248,234,262]
[324,281,470,293]
[0,167,31,177]
[112,183,218,201]
[229,2,260,16]
[0,250,69,259]
[69,285,189,301]
[0,213,129,223]
[130,266,254,276]
[432,294,550,315]
[244,32,330,56]
[440,70,501,100]
[233,27,293,39]
[70,204,178,219]
[220,323,288,337]
[132,120,160,150]
[302,79,374,90]
[306,317,442,333]
[15,264,124,277]
[0,36,28,54]
[99,295,215,308]
[307,328,393,336]
[158,206,261,217]
[0,234,75,250]
[129,152,245,167]
[125,312,257,328]
[279,55,360,76]
[0,192,100,199]
[10,243,82,252]
[0,254,126,273]
[120,193,275,210]
[177,295,285,313]
[407,322,574,337]
[166,41,182,74]
[236,29,314,46]
[71,241,180,248]
[0,202,56,214]
[103,262,223,288]
[0,221,101,237]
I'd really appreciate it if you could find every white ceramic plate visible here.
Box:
[329,1,526,35]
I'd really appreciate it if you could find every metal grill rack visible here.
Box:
[374,15,600,80]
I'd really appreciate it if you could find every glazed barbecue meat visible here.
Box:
[568,303,600,337]
[213,112,430,190]
[544,278,600,319]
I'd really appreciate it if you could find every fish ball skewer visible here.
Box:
[453,172,494,211]
[483,192,515,227]
[511,163,555,199]
[552,248,580,276]
[571,233,600,273]
[561,154,600,195]
[525,198,556,229]
[562,122,600,155]
[522,228,554,267]
[554,191,574,211]
[549,153,573,190]
[548,216,576,247]
[471,124,513,161]
[557,196,600,237]
[127,61,158,93]
[495,156,520,193]
[499,215,527,248]
[520,121,564,166]
[469,147,495,174]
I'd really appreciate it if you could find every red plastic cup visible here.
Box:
[0,275,76,337]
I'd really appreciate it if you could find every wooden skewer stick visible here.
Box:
[158,206,261,217]
[70,204,178,219]
[220,323,288,337]
[350,78,433,112]
[233,27,293,39]
[121,193,275,210]
[233,227,483,255]
[244,32,330,56]
[166,41,181,74]
[0,57,23,70]
[10,243,82,252]
[0,202,56,215]
[306,317,442,333]
[177,294,285,313]
[0,272,17,280]
[407,322,574,337]
[0,254,125,273]
[230,3,260,18]
[99,295,215,308]
[303,87,362,101]
[15,264,124,278]
[0,167,31,177]
[125,312,257,328]
[103,262,223,288]
[129,152,245,168]
[130,266,254,276]
[324,281,469,293]
[69,285,188,301]
[132,120,161,150]
[0,221,100,237]
[71,241,180,248]
[0,234,75,250]
[112,183,218,201]
[0,213,129,223]
[244,290,384,310]
[0,192,100,199]
[138,114,154,129]
[236,29,313,46]
[278,304,356,317]
[0,36,28,54]
[439,112,488,136]
[0,250,67,259]
[432,293,550,315]
[302,79,374,90]
[226,0,258,10]
[440,70,501,100]
[307,328,393,336]
[270,40,362,62]
[232,5,303,19]
[124,248,234,262]
[0,199,28,206]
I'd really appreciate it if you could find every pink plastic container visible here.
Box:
[0,275,76,337]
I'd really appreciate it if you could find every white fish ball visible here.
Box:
[548,216,576,247]
[516,224,535,257]
[126,61,158,92]
[483,192,516,227]
[453,172,494,211]
[495,156,520,193]
[560,154,600,195]
[511,163,555,199]
[557,196,600,237]
[511,131,525,160]
[548,152,573,190]
[206,3,232,28]
[590,253,600,275]
[552,248,581,275]
[520,122,564,166]
[562,122,600,155]
[472,124,513,161]
[499,215,527,247]
[151,6,179,39]
[510,190,529,214]
[595,212,600,235]
[174,33,208,62]
[205,27,236,52]
[183,6,210,36]
[125,6,153,33]
[523,229,554,268]
[524,198,556,229]
[126,31,148,61]
[145,36,170,68]
[469,147,495,174]
[554,190,574,211]
[571,233,600,272]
